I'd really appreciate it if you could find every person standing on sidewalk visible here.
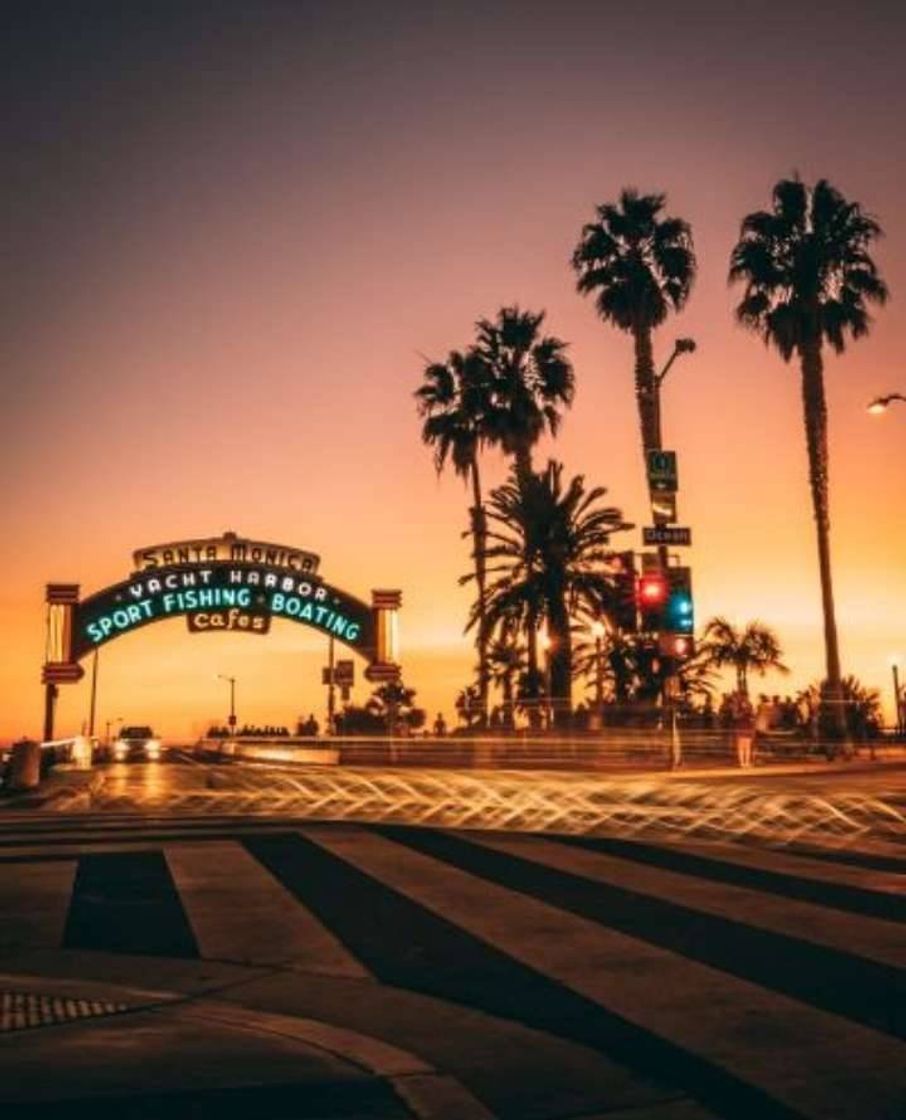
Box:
[754,694,774,759]
[732,692,755,767]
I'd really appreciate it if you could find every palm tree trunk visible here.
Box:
[469,456,489,729]
[513,440,534,494]
[800,342,848,743]
[633,323,660,453]
[548,593,572,728]
[502,672,515,731]
[526,611,542,730]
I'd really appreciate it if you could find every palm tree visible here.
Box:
[571,189,696,458]
[475,307,575,493]
[700,617,788,697]
[471,461,632,726]
[729,178,888,739]
[415,349,495,726]
[796,675,882,743]
[487,632,524,731]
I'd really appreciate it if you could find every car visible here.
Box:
[111,726,162,762]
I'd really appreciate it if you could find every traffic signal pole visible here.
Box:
[644,340,697,756]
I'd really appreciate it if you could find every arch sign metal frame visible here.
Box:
[41,532,402,739]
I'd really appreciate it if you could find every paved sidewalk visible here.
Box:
[0,967,492,1119]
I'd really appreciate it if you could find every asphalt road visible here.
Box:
[0,758,903,1119]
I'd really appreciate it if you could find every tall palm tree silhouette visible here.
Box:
[475,306,575,494]
[415,349,495,726]
[571,189,696,461]
[729,178,888,741]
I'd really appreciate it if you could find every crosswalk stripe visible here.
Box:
[605,835,906,893]
[2,816,903,1119]
[242,830,711,1118]
[464,831,906,968]
[424,828,904,1035]
[166,841,369,977]
[310,825,906,1120]
[562,835,906,921]
[0,860,76,950]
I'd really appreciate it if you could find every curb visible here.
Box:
[0,972,495,1119]
[175,1001,496,1120]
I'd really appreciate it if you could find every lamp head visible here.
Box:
[868,393,906,414]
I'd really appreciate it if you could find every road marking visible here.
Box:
[468,832,906,968]
[166,840,368,976]
[312,825,906,1120]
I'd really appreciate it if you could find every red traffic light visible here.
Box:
[638,573,668,605]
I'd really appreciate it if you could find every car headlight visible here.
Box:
[113,740,128,759]
[145,740,161,758]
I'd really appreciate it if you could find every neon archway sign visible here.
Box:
[41,532,402,738]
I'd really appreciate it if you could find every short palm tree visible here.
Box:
[415,349,495,726]
[700,617,788,697]
[729,178,888,738]
[487,632,524,731]
[475,307,575,493]
[472,461,632,725]
[797,675,882,742]
[571,189,696,458]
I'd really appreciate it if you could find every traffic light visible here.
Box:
[608,550,638,633]
[658,633,695,660]
[665,567,694,634]
[637,570,668,631]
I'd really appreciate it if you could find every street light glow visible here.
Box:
[867,392,906,414]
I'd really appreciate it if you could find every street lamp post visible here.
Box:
[105,716,122,746]
[217,674,237,736]
[650,338,696,712]
[867,392,906,414]
[87,648,99,739]
[892,659,903,737]
[652,337,696,449]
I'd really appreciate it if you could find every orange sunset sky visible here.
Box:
[2,1,905,742]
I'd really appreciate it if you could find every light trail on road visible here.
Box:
[82,764,906,850]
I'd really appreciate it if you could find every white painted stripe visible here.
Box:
[467,833,906,967]
[166,841,368,977]
[306,826,906,1120]
[0,860,76,950]
[669,839,905,894]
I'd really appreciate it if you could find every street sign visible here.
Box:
[643,526,692,546]
[335,659,354,685]
[650,491,677,523]
[646,449,678,492]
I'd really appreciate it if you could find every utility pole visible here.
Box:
[87,648,99,738]
[327,635,336,735]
